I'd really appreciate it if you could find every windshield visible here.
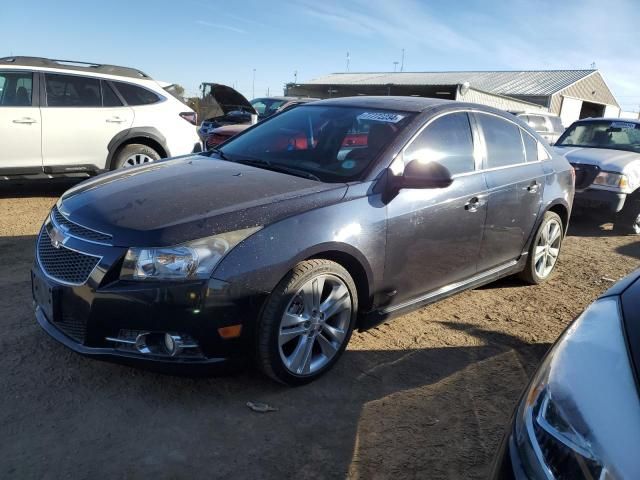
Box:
[556,120,640,153]
[213,105,415,182]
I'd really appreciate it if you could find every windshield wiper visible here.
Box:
[235,158,321,181]
[210,148,229,160]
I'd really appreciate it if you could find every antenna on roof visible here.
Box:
[591,61,597,69]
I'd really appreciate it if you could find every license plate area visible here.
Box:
[32,270,59,322]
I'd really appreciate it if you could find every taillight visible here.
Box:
[180,112,197,125]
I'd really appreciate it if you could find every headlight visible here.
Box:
[592,171,630,192]
[120,226,261,281]
[512,297,640,479]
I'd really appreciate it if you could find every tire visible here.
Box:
[112,143,161,169]
[257,259,358,386]
[519,211,564,285]
[613,195,640,235]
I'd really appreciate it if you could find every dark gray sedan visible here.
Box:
[32,97,574,385]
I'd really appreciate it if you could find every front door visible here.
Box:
[41,73,133,171]
[383,111,488,307]
[0,70,42,170]
[473,112,545,271]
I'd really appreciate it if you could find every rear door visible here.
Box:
[384,111,488,306]
[0,70,42,170]
[41,73,134,171]
[474,112,545,272]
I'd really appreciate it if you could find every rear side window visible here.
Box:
[404,112,475,175]
[521,130,538,162]
[45,74,101,107]
[101,81,122,107]
[477,113,525,168]
[527,115,549,132]
[113,82,161,105]
[0,71,33,106]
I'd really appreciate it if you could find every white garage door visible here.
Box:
[560,97,582,127]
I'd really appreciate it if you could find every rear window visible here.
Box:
[477,113,525,168]
[45,73,101,107]
[113,82,161,106]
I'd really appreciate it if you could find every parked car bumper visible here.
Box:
[573,188,627,213]
[32,258,267,374]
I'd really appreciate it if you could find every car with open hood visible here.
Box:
[197,83,257,141]
[554,118,640,234]
[32,96,573,385]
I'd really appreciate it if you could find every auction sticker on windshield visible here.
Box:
[611,122,638,129]
[357,112,405,123]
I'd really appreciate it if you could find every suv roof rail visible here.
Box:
[0,56,151,79]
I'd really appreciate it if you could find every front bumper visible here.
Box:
[32,248,267,373]
[573,188,627,213]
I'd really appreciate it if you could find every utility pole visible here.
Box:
[294,70,298,83]
[346,52,350,72]
[400,48,405,72]
[393,61,399,72]
[252,68,256,99]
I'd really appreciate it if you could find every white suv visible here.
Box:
[0,56,201,178]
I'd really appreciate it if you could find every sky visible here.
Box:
[2,0,640,111]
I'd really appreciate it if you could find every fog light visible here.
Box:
[164,333,179,356]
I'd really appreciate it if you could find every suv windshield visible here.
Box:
[213,105,414,182]
[556,120,640,153]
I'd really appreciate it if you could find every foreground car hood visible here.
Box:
[58,156,347,247]
[554,146,640,171]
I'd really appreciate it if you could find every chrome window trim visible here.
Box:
[50,208,113,246]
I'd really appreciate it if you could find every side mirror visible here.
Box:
[393,159,453,189]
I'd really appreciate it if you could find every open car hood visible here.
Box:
[200,83,257,121]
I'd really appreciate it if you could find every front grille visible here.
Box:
[55,312,87,343]
[51,207,112,244]
[37,228,100,285]
[570,163,600,190]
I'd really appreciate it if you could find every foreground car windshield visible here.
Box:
[215,105,414,182]
[556,120,640,153]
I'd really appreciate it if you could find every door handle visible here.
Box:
[465,197,481,212]
[12,117,37,124]
[106,117,126,123]
[527,181,540,193]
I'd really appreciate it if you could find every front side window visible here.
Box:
[0,71,33,106]
[556,120,640,153]
[477,113,525,168]
[404,112,475,175]
[216,105,414,182]
[113,82,161,106]
[45,74,101,107]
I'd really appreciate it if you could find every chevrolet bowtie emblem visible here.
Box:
[49,225,68,249]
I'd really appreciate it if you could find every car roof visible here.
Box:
[574,117,640,125]
[0,56,151,80]
[308,96,452,112]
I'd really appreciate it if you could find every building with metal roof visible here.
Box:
[285,70,620,126]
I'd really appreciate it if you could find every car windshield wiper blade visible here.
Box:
[235,158,321,181]
[210,148,229,160]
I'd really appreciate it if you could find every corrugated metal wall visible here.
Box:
[550,72,619,113]
[458,88,547,113]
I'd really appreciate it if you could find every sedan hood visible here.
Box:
[58,156,347,247]
[554,146,640,172]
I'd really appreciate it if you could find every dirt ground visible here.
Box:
[1,180,639,479]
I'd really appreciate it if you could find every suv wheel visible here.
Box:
[519,211,563,284]
[113,143,161,169]
[257,259,357,386]
[613,195,640,235]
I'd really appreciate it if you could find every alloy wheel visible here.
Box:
[123,153,154,168]
[534,219,562,279]
[278,274,352,376]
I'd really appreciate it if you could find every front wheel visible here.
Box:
[257,259,357,386]
[519,211,564,284]
[613,195,640,235]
